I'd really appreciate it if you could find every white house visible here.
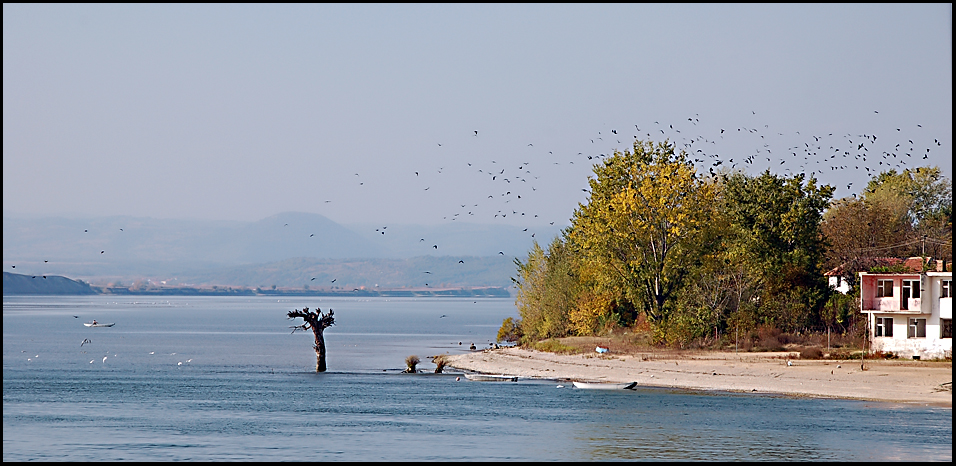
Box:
[859,258,952,360]
[825,269,851,294]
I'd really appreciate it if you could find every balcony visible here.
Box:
[861,297,926,314]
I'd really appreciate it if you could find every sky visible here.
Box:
[3,4,952,229]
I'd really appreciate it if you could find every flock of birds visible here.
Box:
[11,109,947,365]
[9,110,947,292]
[323,110,946,289]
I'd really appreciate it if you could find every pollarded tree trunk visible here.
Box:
[287,307,335,372]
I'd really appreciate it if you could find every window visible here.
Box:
[907,318,926,338]
[901,280,920,310]
[876,317,893,337]
[943,280,952,298]
[942,319,952,339]
[877,279,894,297]
[901,280,920,299]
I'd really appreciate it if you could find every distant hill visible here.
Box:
[347,221,563,258]
[3,272,97,295]
[1,212,387,265]
[173,255,518,289]
[2,211,562,287]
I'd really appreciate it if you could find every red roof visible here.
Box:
[827,257,932,276]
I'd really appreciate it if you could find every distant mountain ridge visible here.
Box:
[177,255,517,289]
[3,212,562,288]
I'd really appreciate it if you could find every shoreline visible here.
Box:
[445,347,952,408]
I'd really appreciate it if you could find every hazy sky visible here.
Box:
[4,4,952,228]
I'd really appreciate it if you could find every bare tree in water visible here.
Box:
[287,307,335,372]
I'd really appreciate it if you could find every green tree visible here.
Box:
[721,171,834,332]
[511,238,578,343]
[864,166,952,230]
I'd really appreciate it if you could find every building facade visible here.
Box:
[859,259,952,359]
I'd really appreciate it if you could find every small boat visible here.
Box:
[83,322,115,327]
[463,373,518,382]
[572,381,637,390]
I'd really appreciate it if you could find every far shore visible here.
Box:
[445,347,952,407]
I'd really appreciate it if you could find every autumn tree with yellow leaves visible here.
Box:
[567,139,719,327]
[506,139,721,344]
[502,136,948,349]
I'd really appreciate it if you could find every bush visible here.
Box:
[826,349,854,360]
[755,325,785,351]
[497,317,522,343]
[404,355,420,373]
[431,354,449,373]
[799,347,823,359]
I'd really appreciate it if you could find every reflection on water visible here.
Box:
[3,296,952,461]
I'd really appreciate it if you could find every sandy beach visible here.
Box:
[446,347,952,407]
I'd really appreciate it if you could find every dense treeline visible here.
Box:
[501,139,952,348]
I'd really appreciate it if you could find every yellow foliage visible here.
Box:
[568,292,614,336]
[568,139,718,322]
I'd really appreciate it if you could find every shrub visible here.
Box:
[432,354,448,373]
[497,317,522,343]
[404,355,420,373]
[799,347,823,359]
[755,325,785,351]
[826,349,854,360]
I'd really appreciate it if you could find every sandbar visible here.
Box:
[446,347,952,407]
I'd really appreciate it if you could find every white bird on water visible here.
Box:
[102,356,108,363]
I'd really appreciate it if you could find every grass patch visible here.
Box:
[530,338,582,354]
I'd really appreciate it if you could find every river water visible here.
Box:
[3,296,951,461]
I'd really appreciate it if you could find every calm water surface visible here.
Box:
[4,296,951,461]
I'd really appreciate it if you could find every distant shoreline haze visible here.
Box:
[2,272,511,297]
[2,212,562,289]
